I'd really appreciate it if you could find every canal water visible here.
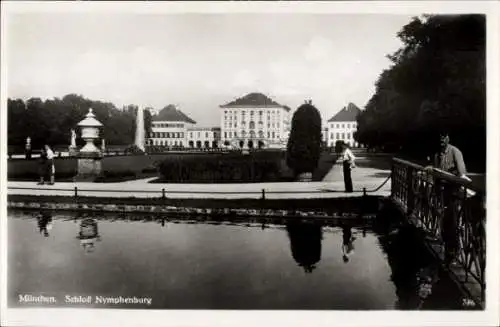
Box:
[8,209,470,310]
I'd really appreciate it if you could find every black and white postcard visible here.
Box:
[1,1,499,327]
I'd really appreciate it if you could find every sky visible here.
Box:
[7,13,413,126]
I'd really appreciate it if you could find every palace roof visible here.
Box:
[221,93,289,111]
[153,104,196,124]
[327,103,362,122]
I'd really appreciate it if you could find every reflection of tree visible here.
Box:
[286,222,322,273]
[373,204,438,309]
[37,210,53,237]
[77,218,101,253]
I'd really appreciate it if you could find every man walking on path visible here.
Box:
[341,142,356,193]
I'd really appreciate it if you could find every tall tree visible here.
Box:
[355,15,485,171]
[7,94,139,149]
[286,101,322,179]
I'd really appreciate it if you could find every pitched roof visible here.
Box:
[152,104,196,124]
[220,92,286,109]
[327,103,362,122]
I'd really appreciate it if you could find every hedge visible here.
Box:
[157,152,287,183]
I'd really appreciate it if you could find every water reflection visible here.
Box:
[373,203,467,310]
[77,217,101,254]
[36,210,53,237]
[286,222,322,273]
[341,225,356,263]
[10,209,470,310]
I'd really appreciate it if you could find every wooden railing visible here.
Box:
[391,158,486,303]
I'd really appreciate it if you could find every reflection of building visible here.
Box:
[186,127,221,148]
[219,93,291,149]
[327,103,361,148]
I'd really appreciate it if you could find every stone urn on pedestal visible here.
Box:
[74,108,103,181]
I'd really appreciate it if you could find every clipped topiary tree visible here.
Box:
[286,101,322,181]
[335,140,344,156]
[124,144,145,155]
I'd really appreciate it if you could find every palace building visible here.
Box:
[219,92,291,149]
[147,104,222,149]
[186,126,221,149]
[326,103,362,148]
[146,93,293,150]
[146,99,362,150]
[148,105,196,148]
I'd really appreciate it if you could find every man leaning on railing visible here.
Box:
[423,132,469,266]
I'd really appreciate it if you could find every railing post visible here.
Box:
[162,188,166,200]
[390,160,395,199]
[73,186,79,209]
[406,166,415,215]
[261,189,265,200]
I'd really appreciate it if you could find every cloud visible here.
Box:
[231,69,260,89]
[6,13,412,125]
[303,36,334,62]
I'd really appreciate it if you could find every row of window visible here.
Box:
[225,115,281,121]
[152,123,184,128]
[188,132,219,139]
[151,140,184,147]
[150,140,219,148]
[224,109,281,116]
[150,132,185,138]
[152,128,349,140]
[151,132,221,139]
[330,123,357,129]
[328,132,353,140]
[224,131,280,139]
[224,122,281,129]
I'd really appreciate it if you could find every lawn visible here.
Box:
[8,151,337,183]
[151,151,337,183]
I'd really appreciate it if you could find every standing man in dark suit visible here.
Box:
[427,132,467,178]
[425,132,467,265]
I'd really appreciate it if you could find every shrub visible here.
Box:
[94,170,136,183]
[141,165,157,174]
[157,153,283,183]
[335,140,344,155]
[286,101,322,176]
[124,144,145,155]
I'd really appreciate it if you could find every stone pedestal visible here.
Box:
[74,152,102,181]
